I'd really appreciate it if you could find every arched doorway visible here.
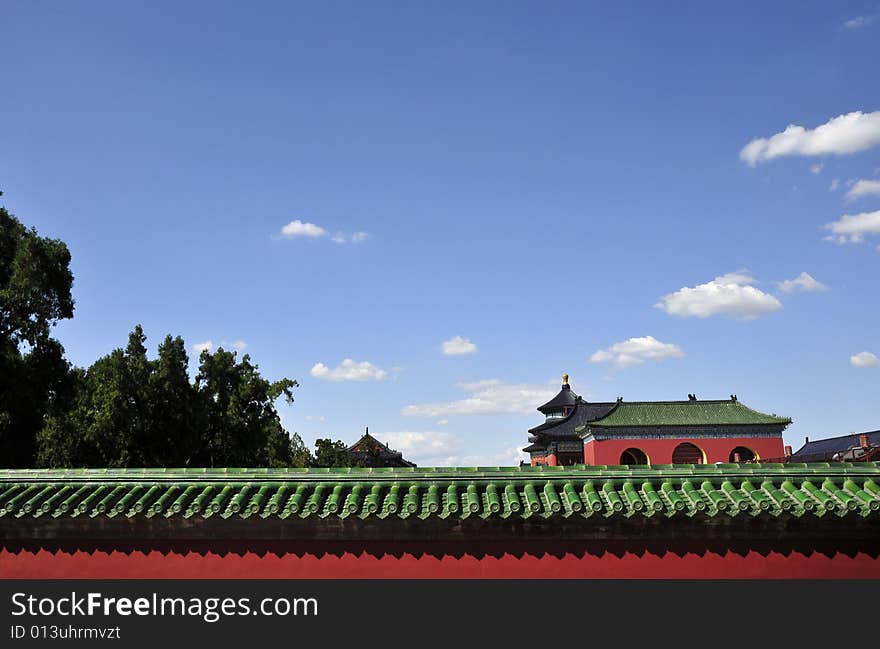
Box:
[729,446,757,463]
[619,448,649,465]
[672,442,705,464]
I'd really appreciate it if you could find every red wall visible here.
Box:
[530,453,557,467]
[2,546,878,579]
[584,436,784,465]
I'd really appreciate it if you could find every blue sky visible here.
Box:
[2,2,879,465]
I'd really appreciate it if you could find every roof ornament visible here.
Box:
[616,396,623,403]
[688,393,697,401]
[730,394,737,401]
[562,373,569,387]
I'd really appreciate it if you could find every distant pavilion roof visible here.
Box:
[528,402,617,437]
[536,374,582,414]
[347,430,416,468]
[528,375,617,441]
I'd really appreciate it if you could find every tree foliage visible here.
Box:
[37,327,299,468]
[194,346,297,467]
[0,196,75,467]
[288,431,313,468]
[0,198,74,348]
[312,438,352,468]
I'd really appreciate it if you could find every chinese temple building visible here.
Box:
[525,375,790,466]
[347,428,416,468]
[792,430,880,463]
[2,463,879,579]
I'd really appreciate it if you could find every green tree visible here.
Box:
[288,432,313,468]
[312,438,352,467]
[148,334,204,465]
[0,195,75,467]
[36,326,199,467]
[37,327,298,468]
[194,347,297,467]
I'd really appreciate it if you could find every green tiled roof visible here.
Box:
[581,399,791,428]
[1,463,878,521]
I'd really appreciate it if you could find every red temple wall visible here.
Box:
[2,546,878,579]
[530,452,557,467]
[584,436,784,465]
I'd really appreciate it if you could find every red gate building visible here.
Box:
[525,376,788,466]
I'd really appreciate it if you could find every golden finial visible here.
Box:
[562,373,569,386]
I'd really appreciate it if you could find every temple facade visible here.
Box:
[525,375,790,466]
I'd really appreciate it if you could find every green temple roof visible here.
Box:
[579,398,791,429]
[1,463,877,521]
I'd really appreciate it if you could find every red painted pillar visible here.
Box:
[547,453,558,467]
[583,441,596,466]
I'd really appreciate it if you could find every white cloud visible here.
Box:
[810,162,824,175]
[740,111,880,166]
[436,419,449,425]
[194,339,248,355]
[305,415,326,422]
[844,15,876,29]
[280,220,328,238]
[382,431,458,463]
[457,447,528,467]
[380,432,525,466]
[824,210,880,244]
[713,271,754,285]
[310,358,388,381]
[402,379,556,418]
[830,178,841,191]
[846,179,880,200]
[655,271,783,320]
[776,272,828,293]
[441,335,478,356]
[850,351,880,368]
[227,340,247,353]
[589,336,684,369]
[331,231,370,244]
